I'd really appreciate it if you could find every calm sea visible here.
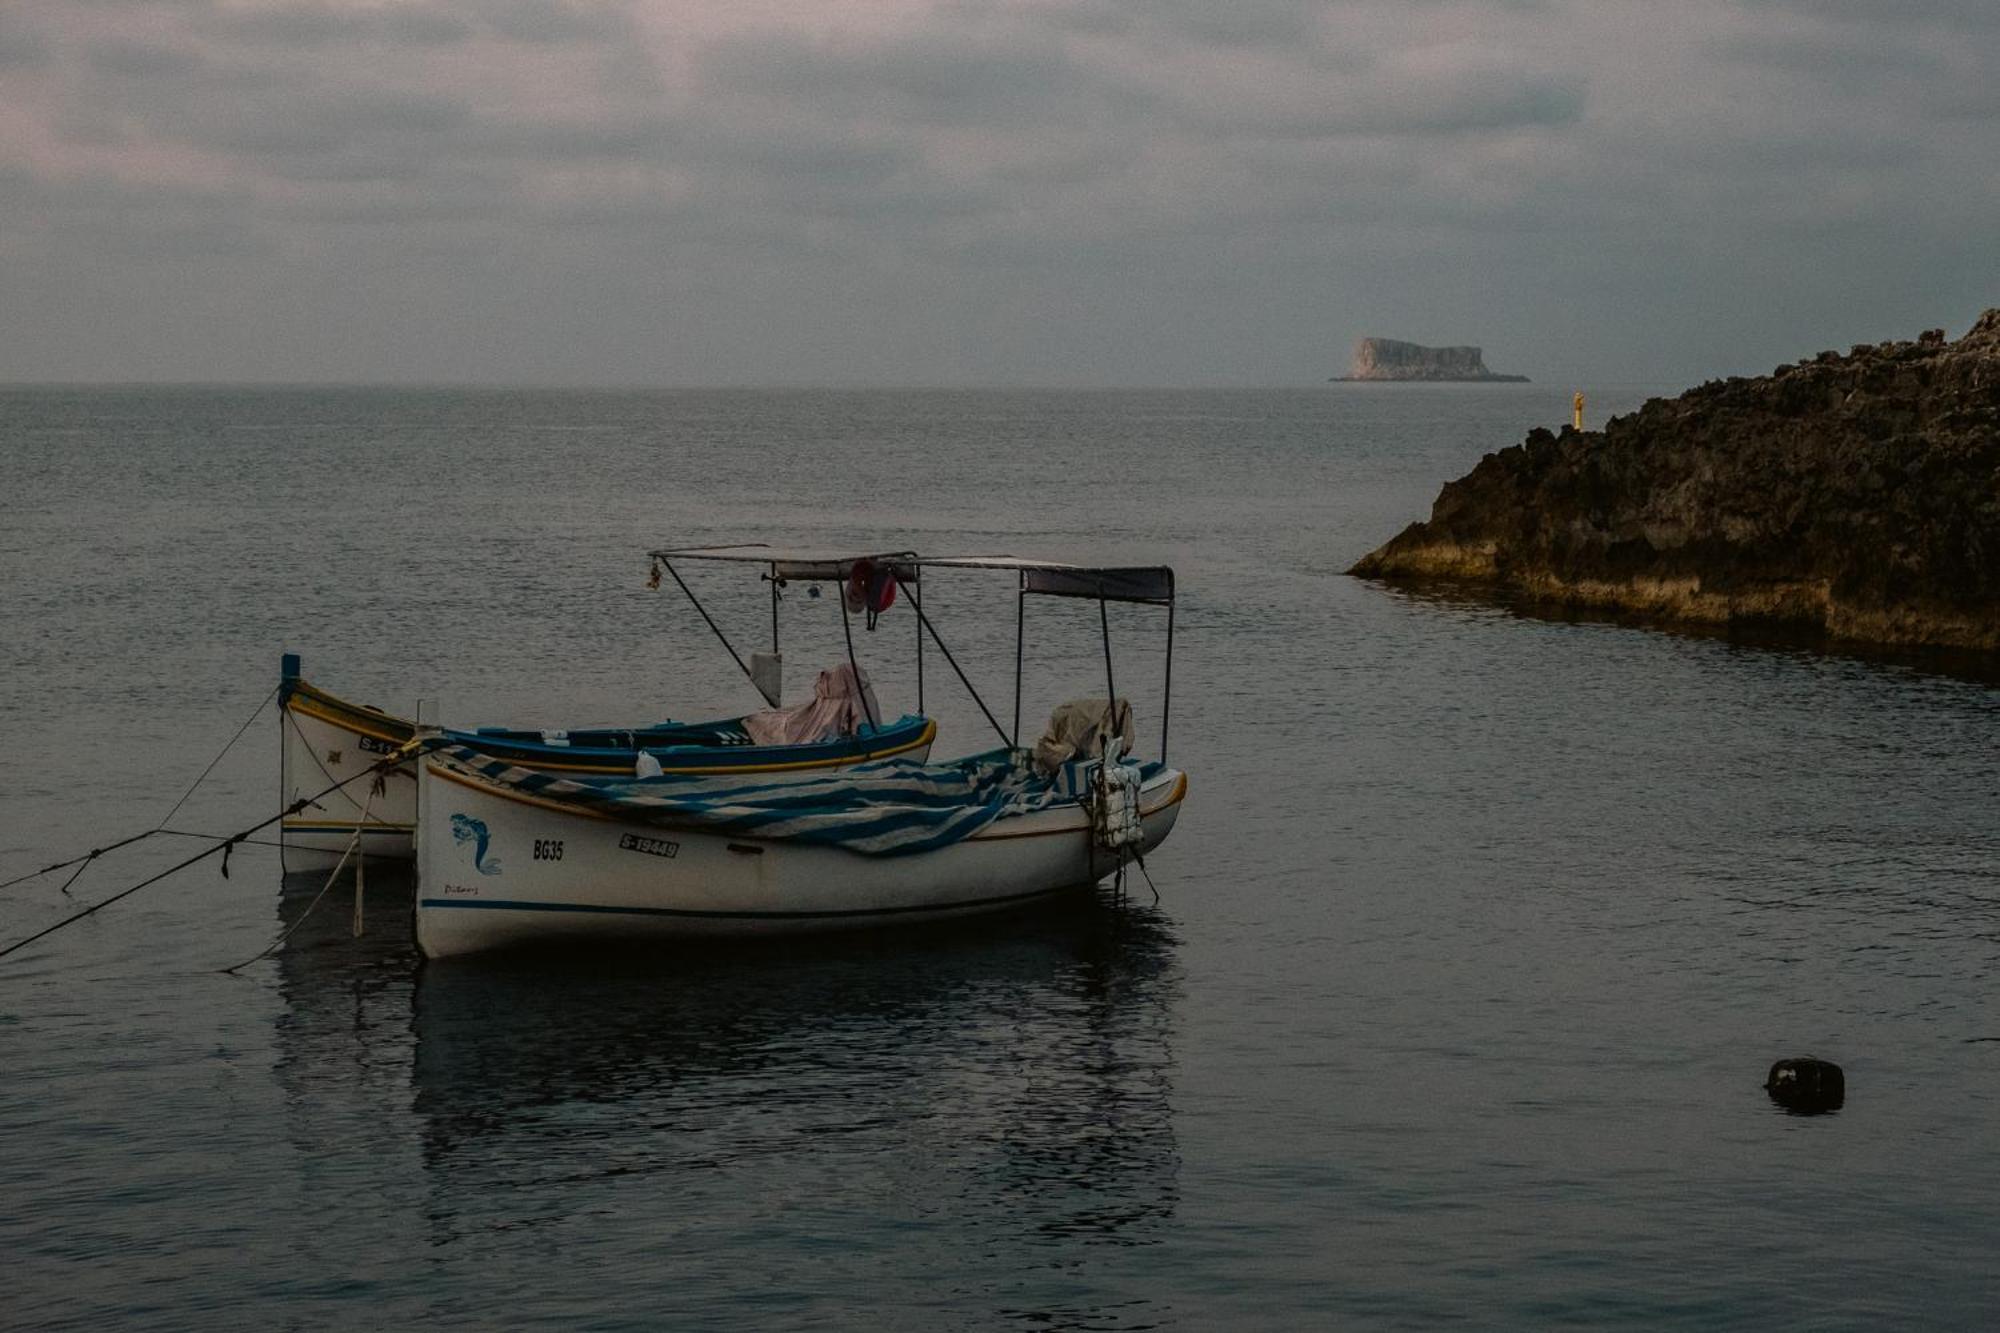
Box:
[2,386,1996,1329]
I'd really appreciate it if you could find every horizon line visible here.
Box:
[0,377,1679,393]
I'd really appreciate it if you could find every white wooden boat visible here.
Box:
[281,665,932,866]
[411,552,1186,959]
[413,746,1185,957]
[282,548,938,866]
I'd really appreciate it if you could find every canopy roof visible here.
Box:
[652,544,919,581]
[921,556,1175,604]
[650,545,1175,603]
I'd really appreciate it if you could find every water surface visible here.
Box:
[2,386,1996,1328]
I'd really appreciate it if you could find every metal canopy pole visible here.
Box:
[1098,595,1118,709]
[769,571,780,652]
[662,560,751,684]
[914,574,925,716]
[1161,596,1174,762]
[837,583,881,731]
[1012,573,1025,748]
[894,573,1011,750]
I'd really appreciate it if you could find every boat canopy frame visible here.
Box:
[913,556,1175,763]
[648,545,923,729]
[648,544,1177,762]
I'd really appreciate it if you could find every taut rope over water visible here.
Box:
[0,741,423,963]
[0,683,280,896]
[220,777,381,975]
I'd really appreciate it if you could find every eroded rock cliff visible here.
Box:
[1337,338,1529,382]
[1350,312,2000,651]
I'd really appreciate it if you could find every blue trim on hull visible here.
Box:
[419,884,1078,922]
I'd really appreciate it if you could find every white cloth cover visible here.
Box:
[743,664,882,746]
[1032,697,1135,776]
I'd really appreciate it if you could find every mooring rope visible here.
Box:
[0,742,421,963]
[154,831,290,852]
[0,683,281,896]
[219,778,379,975]
[160,683,282,828]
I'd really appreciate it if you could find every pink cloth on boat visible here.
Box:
[743,664,882,746]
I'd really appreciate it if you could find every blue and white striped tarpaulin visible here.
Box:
[435,744,1127,856]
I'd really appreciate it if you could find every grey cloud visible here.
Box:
[483,0,636,45]
[1743,0,2000,30]
[748,175,1002,226]
[1712,25,1999,124]
[1716,29,1946,76]
[3,0,1997,386]
[51,108,133,149]
[704,30,1144,131]
[1927,82,2000,121]
[1330,76,1582,136]
[199,3,365,47]
[679,128,915,189]
[1676,130,1911,172]
[272,186,504,226]
[0,11,52,68]
[1169,72,1585,139]
[182,89,470,158]
[194,1,597,49]
[984,142,1139,188]
[1425,78,1585,133]
[382,9,476,45]
[712,10,1578,147]
[0,171,272,261]
[496,119,673,161]
[86,38,207,78]
[1037,0,1324,48]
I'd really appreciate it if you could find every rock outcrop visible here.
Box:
[1350,312,2000,652]
[1336,338,1529,382]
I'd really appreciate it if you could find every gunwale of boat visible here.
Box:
[420,744,1189,844]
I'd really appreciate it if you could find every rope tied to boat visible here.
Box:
[221,777,382,974]
[0,683,280,896]
[0,737,428,964]
[1081,737,1161,906]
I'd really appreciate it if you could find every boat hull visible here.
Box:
[413,753,1186,958]
[279,678,934,867]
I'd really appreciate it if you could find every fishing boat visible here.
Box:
[412,551,1186,959]
[282,548,939,865]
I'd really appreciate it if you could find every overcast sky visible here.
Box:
[2,0,1995,386]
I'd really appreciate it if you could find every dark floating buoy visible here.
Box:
[1765,1057,1845,1114]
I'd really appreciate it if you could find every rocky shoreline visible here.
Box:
[1350,311,2000,652]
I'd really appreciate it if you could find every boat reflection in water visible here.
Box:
[273,871,1182,1324]
[272,863,423,1042]
[410,899,1181,1220]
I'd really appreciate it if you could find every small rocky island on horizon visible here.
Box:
[1350,310,2000,653]
[1334,337,1529,383]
